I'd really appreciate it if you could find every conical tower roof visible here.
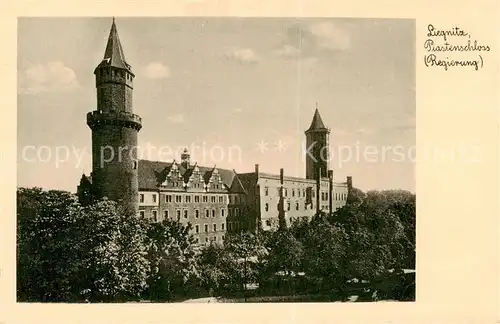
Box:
[96,18,132,72]
[306,107,328,132]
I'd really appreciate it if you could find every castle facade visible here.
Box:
[77,19,351,245]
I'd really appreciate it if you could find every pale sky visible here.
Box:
[17,17,415,193]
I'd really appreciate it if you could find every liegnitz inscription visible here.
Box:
[424,24,490,71]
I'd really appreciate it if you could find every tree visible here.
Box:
[346,187,366,206]
[197,243,238,295]
[360,190,414,272]
[144,218,199,301]
[265,230,303,277]
[262,229,304,295]
[17,188,83,301]
[324,188,416,301]
[17,187,150,302]
[224,232,267,299]
[76,199,149,301]
[301,217,349,295]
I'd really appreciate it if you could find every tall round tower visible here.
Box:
[87,18,142,213]
[305,106,330,180]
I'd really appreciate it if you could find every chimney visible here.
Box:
[278,168,286,230]
[255,163,260,176]
[347,176,352,189]
[316,166,321,215]
[328,170,333,215]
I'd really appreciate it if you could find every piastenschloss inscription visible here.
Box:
[424,24,490,71]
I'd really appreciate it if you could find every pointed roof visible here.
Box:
[96,18,132,72]
[229,171,248,194]
[138,160,240,190]
[306,108,328,132]
[182,163,198,182]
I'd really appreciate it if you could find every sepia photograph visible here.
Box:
[17,17,416,303]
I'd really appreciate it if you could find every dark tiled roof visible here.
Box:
[182,165,195,182]
[96,18,132,72]
[236,173,258,194]
[203,167,215,184]
[229,171,248,194]
[306,108,328,131]
[138,159,240,192]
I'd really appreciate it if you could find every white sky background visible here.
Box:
[17,17,415,192]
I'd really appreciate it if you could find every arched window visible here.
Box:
[265,203,269,211]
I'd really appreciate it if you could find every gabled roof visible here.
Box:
[138,159,241,192]
[229,171,248,194]
[203,167,214,184]
[234,172,258,194]
[306,108,328,132]
[96,18,132,72]
[182,163,199,182]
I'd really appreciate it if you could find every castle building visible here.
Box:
[77,19,352,245]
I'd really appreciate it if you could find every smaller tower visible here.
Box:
[181,148,191,169]
[305,105,330,180]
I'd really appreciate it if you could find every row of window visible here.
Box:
[195,235,224,244]
[336,192,348,200]
[262,198,344,213]
[264,201,315,212]
[228,208,242,217]
[162,181,223,190]
[140,193,227,204]
[263,216,309,227]
[229,195,244,204]
[140,191,344,205]
[227,221,246,231]
[97,67,132,80]
[139,207,245,221]
[140,208,226,221]
[194,223,225,233]
[264,186,309,198]
[263,186,347,201]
